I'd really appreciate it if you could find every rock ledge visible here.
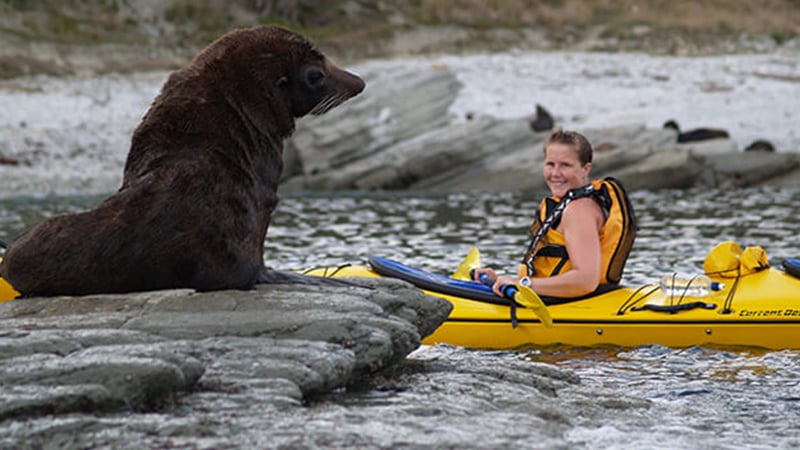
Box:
[0,277,451,420]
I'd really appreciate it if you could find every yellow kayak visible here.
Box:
[303,251,800,350]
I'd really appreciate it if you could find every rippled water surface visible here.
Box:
[263,187,800,283]
[1,187,799,449]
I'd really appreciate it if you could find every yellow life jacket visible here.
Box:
[519,177,637,284]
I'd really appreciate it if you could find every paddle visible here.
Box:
[476,272,553,328]
[453,247,553,327]
[452,246,481,280]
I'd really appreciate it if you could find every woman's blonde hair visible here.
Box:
[544,129,593,165]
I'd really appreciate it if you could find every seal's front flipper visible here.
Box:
[257,267,362,288]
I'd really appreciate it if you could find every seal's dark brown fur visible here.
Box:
[0,26,364,296]
[663,120,730,143]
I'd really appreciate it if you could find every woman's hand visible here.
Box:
[474,268,520,297]
[491,275,521,297]
[472,267,498,284]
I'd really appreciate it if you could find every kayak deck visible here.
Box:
[303,261,800,350]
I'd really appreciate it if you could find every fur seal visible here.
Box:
[663,120,730,143]
[0,156,20,166]
[529,104,555,132]
[745,139,775,152]
[0,26,364,296]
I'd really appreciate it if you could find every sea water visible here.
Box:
[1,187,799,449]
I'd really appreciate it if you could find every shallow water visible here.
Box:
[1,188,799,448]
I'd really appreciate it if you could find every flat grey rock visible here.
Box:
[0,277,452,422]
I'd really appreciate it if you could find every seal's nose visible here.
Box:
[334,67,365,97]
[348,71,366,95]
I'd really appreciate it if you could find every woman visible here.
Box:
[474,129,635,299]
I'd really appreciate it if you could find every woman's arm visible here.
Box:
[532,197,603,297]
[487,197,604,298]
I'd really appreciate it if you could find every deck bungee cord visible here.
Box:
[302,263,352,278]
[616,285,660,316]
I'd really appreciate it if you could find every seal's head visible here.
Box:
[162,26,365,137]
[124,25,365,184]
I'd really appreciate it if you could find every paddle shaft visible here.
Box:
[476,272,519,298]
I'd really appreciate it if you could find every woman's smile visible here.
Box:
[544,142,591,197]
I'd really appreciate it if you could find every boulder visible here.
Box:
[700,151,800,188]
[612,148,703,190]
[284,63,462,180]
[281,68,800,192]
[0,277,452,419]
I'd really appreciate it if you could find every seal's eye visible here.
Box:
[306,69,325,87]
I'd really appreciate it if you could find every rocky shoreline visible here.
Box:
[0,276,454,446]
[281,62,800,192]
[1,55,798,199]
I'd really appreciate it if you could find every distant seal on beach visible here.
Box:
[745,139,775,152]
[663,120,730,143]
[529,104,554,132]
[0,26,365,296]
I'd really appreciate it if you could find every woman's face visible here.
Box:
[543,142,591,198]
